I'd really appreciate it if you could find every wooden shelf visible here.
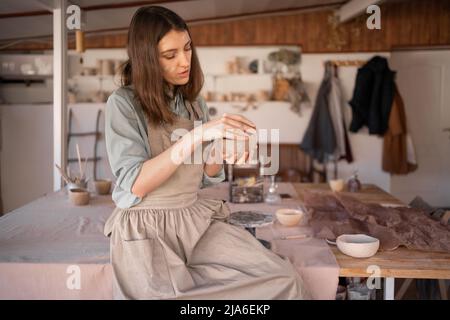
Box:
[205,100,288,104]
[0,74,52,80]
[205,73,272,77]
[71,74,116,79]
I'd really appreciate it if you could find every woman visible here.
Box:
[104,6,309,300]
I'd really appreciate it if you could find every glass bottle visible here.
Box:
[347,171,362,192]
[264,175,281,204]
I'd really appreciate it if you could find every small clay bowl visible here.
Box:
[276,208,307,227]
[329,179,345,192]
[69,188,90,206]
[94,179,112,195]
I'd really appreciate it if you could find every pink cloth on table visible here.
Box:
[0,263,112,299]
[199,182,340,300]
[0,189,113,299]
[0,182,339,300]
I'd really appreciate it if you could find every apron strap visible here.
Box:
[185,99,204,121]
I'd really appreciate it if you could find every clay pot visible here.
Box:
[329,179,345,192]
[257,90,270,102]
[226,60,237,74]
[94,179,112,195]
[69,188,90,206]
[101,59,114,76]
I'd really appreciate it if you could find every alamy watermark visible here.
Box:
[66,5,81,30]
[367,5,381,30]
[366,265,382,290]
[169,122,280,175]
[66,265,81,290]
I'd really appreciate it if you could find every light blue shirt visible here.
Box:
[105,86,225,209]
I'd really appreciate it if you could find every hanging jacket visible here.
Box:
[329,66,353,163]
[382,84,417,174]
[349,56,396,135]
[300,62,336,163]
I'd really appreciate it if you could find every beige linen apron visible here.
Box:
[104,100,310,300]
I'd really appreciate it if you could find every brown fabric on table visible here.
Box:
[303,190,450,253]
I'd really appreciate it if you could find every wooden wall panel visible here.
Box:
[2,0,449,52]
[189,0,450,52]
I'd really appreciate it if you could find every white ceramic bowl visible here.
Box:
[336,234,380,258]
[276,208,306,227]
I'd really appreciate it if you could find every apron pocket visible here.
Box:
[118,238,175,298]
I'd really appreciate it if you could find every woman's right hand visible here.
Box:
[200,113,256,141]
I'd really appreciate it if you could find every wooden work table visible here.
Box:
[292,183,450,299]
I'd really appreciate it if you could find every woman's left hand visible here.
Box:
[206,136,258,166]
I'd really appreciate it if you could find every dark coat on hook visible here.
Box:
[348,56,396,135]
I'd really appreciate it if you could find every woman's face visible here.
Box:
[158,29,192,86]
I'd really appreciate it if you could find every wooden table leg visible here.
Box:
[438,279,448,300]
[395,278,413,300]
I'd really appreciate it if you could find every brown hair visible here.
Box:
[121,6,204,125]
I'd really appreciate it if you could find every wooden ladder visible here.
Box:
[67,108,102,181]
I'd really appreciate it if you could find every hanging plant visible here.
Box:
[268,49,301,66]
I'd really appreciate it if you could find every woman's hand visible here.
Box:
[200,113,256,142]
[201,114,257,166]
[171,113,257,168]
[206,134,258,168]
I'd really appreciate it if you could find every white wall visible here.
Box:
[0,103,114,213]
[0,104,53,213]
[389,50,450,207]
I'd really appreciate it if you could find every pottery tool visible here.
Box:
[55,164,71,184]
[76,143,83,178]
[297,203,308,214]
[277,234,310,240]
[81,156,88,180]
[67,166,72,181]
